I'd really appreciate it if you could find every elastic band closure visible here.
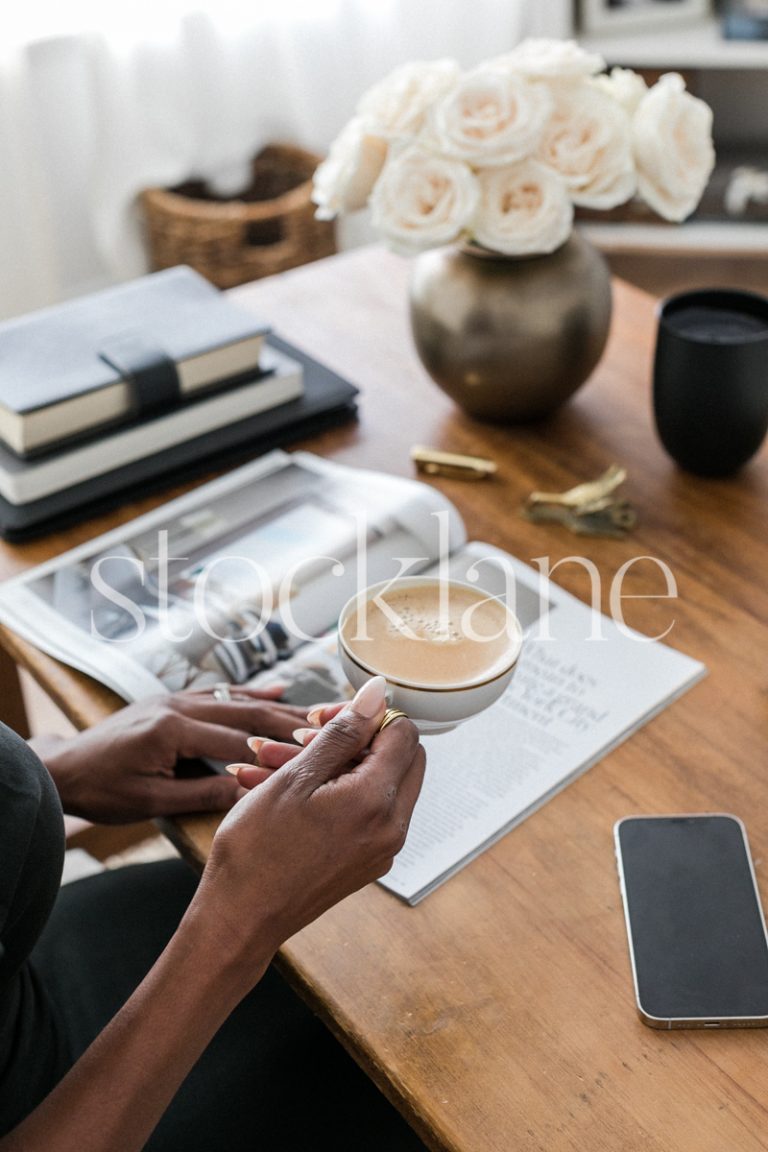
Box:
[99,331,181,417]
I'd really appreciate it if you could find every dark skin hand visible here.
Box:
[30,686,308,823]
[229,698,351,783]
[197,677,426,957]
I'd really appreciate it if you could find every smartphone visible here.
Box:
[614,814,768,1029]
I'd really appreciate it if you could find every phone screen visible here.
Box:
[615,815,768,1026]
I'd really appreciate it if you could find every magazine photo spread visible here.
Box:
[0,450,706,903]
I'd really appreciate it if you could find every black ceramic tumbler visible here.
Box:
[653,289,768,477]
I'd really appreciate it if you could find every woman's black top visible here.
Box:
[0,722,67,1132]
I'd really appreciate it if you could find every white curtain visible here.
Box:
[0,0,571,319]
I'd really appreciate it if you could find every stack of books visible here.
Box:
[0,266,358,539]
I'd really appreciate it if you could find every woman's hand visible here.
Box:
[34,687,309,823]
[190,676,425,967]
[226,698,348,785]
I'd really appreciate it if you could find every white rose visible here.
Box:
[592,67,648,116]
[494,38,605,79]
[357,59,461,139]
[633,73,715,222]
[537,81,636,210]
[370,145,479,253]
[312,117,388,219]
[472,159,573,256]
[428,68,552,167]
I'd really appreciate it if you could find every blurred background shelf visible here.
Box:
[582,17,768,68]
[581,221,768,255]
[577,6,768,294]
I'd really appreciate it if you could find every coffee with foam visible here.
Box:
[340,581,517,688]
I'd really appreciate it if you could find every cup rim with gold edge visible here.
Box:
[337,576,523,693]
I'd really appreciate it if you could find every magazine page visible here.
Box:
[0,450,465,701]
[387,543,706,903]
[253,543,706,904]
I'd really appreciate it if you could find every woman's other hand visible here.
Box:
[35,687,308,823]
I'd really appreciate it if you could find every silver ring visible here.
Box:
[213,682,232,703]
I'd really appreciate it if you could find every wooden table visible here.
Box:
[3,246,768,1152]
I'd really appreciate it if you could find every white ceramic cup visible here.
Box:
[337,576,523,735]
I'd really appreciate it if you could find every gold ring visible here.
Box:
[379,707,408,731]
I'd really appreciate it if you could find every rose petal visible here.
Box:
[312,117,388,219]
[370,144,479,253]
[357,59,461,139]
[537,81,636,210]
[472,159,573,256]
[494,38,606,79]
[633,73,715,222]
[429,68,552,167]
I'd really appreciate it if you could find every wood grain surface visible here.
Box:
[2,246,768,1152]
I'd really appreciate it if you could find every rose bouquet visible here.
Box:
[312,39,715,257]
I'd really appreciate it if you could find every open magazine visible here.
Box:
[0,450,706,903]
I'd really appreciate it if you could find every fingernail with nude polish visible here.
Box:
[292,727,317,746]
[306,704,329,726]
[225,764,241,777]
[349,676,387,719]
[247,736,265,753]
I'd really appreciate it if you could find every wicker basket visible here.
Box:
[140,143,336,288]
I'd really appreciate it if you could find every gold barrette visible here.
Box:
[411,445,497,481]
[522,465,637,539]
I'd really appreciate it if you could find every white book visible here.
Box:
[0,348,303,506]
[0,452,706,902]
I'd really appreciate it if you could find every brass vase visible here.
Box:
[408,231,612,422]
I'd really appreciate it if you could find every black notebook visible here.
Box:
[0,336,358,541]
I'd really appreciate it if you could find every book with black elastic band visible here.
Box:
[0,335,358,541]
[0,266,270,456]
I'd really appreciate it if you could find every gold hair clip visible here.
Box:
[411,445,497,481]
[526,464,627,510]
[522,465,637,539]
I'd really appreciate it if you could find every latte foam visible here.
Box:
[341,582,518,687]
